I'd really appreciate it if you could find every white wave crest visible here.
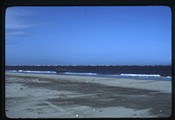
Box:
[14,70,57,74]
[64,72,97,76]
[120,74,161,77]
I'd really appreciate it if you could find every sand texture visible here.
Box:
[5,73,172,118]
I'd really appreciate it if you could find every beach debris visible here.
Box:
[60,92,66,97]
[75,114,79,117]
[37,111,43,114]
[20,87,23,90]
[27,108,33,112]
[85,81,88,83]
[32,79,39,82]
[99,110,103,112]
[93,109,96,111]
[137,113,140,115]
[133,113,140,116]
[159,109,163,112]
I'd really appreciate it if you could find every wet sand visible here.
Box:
[5,73,172,118]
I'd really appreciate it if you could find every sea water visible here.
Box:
[6,70,172,81]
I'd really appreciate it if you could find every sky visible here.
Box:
[5,6,172,65]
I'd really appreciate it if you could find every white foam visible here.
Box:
[19,70,23,72]
[8,70,57,74]
[7,70,18,72]
[64,72,97,76]
[120,74,161,77]
[166,76,172,78]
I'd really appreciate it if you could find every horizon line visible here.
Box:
[5,64,171,66]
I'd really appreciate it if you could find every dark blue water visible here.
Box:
[6,65,172,81]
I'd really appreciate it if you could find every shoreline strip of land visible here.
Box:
[5,72,172,118]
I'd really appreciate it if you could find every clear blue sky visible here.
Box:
[5,6,171,65]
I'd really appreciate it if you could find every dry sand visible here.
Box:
[5,72,172,118]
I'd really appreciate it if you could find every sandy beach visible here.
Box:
[5,72,172,118]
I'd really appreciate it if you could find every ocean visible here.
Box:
[5,65,172,81]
